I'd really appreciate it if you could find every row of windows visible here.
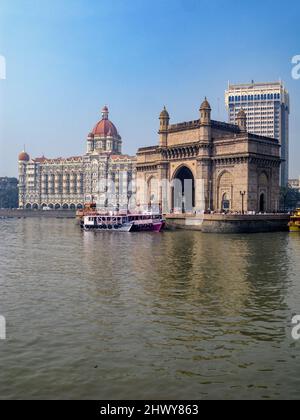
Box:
[247,121,274,126]
[42,188,84,194]
[230,105,277,111]
[236,107,276,111]
[228,93,281,102]
[231,111,275,116]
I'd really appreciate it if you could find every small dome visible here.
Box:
[160,106,169,119]
[18,151,30,162]
[200,97,211,110]
[92,120,119,138]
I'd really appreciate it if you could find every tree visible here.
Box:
[280,187,300,211]
[0,178,19,208]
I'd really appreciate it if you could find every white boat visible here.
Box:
[82,213,165,232]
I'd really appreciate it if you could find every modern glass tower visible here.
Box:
[225,81,290,186]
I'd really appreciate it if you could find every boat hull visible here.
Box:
[289,225,300,232]
[84,224,132,232]
[82,213,165,233]
[288,209,300,233]
[131,221,164,232]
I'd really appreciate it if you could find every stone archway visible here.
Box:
[25,203,32,209]
[171,166,195,213]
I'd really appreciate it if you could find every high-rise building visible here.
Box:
[225,81,290,186]
[0,177,18,208]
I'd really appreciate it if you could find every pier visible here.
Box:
[0,209,290,233]
[166,213,290,233]
[0,209,76,219]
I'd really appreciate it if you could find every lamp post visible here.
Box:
[240,191,246,215]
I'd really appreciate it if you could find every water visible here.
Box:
[0,218,300,400]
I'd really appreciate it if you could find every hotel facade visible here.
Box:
[18,107,136,211]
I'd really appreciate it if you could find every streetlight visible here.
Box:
[240,191,246,215]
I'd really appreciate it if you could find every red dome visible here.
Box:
[89,106,120,138]
[18,151,30,161]
[92,119,119,138]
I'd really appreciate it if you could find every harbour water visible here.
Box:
[0,218,300,400]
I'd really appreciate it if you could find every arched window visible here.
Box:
[258,172,269,212]
[218,171,233,211]
[222,193,230,211]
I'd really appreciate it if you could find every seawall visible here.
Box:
[0,209,290,233]
[166,214,290,234]
[0,209,76,219]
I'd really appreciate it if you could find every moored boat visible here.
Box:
[82,212,165,232]
[76,201,97,226]
[289,208,300,232]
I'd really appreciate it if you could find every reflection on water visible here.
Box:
[0,218,300,399]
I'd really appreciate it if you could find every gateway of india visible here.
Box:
[18,99,281,214]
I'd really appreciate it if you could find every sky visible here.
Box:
[0,0,299,178]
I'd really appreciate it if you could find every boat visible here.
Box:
[82,212,165,232]
[289,208,300,232]
[76,201,97,225]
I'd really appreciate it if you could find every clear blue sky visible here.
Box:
[0,0,299,177]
